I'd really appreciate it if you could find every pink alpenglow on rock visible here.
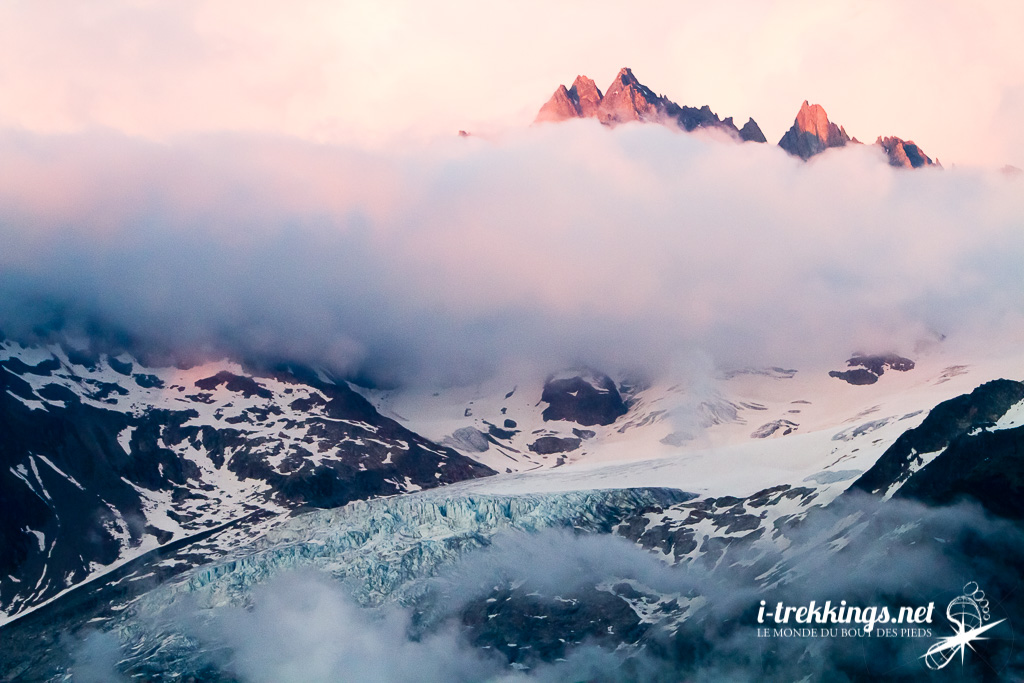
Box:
[534,67,764,142]
[777,101,851,159]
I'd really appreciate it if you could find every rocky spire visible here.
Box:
[738,118,767,143]
[535,76,937,167]
[533,68,765,144]
[570,75,603,117]
[778,101,850,159]
[876,136,937,168]
[536,84,582,123]
[597,68,663,124]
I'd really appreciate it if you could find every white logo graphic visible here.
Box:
[923,582,1005,670]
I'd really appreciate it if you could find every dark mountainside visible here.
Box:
[0,342,494,620]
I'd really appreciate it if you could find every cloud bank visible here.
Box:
[1,124,1022,386]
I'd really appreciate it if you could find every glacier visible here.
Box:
[51,487,693,680]
[137,487,694,612]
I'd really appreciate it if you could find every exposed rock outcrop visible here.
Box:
[540,370,628,426]
[597,67,662,124]
[539,75,939,169]
[528,436,582,454]
[536,84,582,122]
[570,75,603,117]
[828,353,915,385]
[738,117,767,143]
[849,379,1024,502]
[876,136,937,168]
[778,101,851,159]
[535,67,764,142]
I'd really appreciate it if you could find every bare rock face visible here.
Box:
[876,136,937,168]
[536,84,583,122]
[541,371,627,426]
[533,67,764,143]
[527,435,582,454]
[751,419,799,438]
[738,117,767,143]
[597,67,663,124]
[778,101,850,159]
[571,75,603,117]
[829,353,915,385]
[536,76,606,123]
[850,379,1024,502]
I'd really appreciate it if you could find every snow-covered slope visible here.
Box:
[4,355,1024,680]
[0,339,493,624]
[5,334,1024,679]
[363,346,1024,497]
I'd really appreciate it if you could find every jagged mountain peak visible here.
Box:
[535,76,938,169]
[778,100,851,159]
[610,66,641,86]
[739,117,767,143]
[876,135,938,168]
[598,67,662,124]
[534,68,764,144]
[569,75,602,116]
[794,100,829,134]
[571,74,599,90]
[536,84,581,122]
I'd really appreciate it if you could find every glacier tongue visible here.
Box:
[156,487,696,611]
[46,486,693,679]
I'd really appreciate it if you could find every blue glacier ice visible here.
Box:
[99,486,694,679]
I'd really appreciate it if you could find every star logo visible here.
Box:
[923,582,1004,670]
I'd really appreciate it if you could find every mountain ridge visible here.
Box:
[0,339,494,623]
[536,67,766,143]
[536,69,936,166]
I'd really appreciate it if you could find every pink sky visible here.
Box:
[1,0,1022,167]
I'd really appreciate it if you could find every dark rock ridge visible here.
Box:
[540,371,628,426]
[536,67,765,142]
[777,100,851,159]
[829,353,915,385]
[849,378,1024,499]
[876,135,937,168]
[738,117,767,143]
[0,342,494,620]
[896,421,1024,519]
